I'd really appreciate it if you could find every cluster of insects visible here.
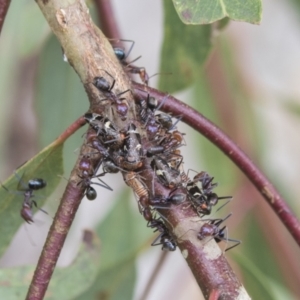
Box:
[2,39,240,253]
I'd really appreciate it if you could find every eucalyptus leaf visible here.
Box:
[172,0,262,25]
[234,251,295,300]
[0,142,63,257]
[0,229,100,300]
[158,0,212,93]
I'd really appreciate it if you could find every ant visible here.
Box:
[112,39,150,85]
[186,170,231,216]
[151,155,182,189]
[147,131,185,158]
[77,155,112,201]
[1,172,47,224]
[85,114,125,149]
[148,188,187,208]
[93,71,130,119]
[148,217,177,251]
[198,214,241,252]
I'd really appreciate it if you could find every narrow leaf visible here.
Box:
[0,230,100,300]
[0,142,63,256]
[159,0,212,93]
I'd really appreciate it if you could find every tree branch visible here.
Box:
[133,82,300,248]
[27,0,250,299]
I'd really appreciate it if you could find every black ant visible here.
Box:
[148,217,177,251]
[149,188,187,208]
[151,155,182,189]
[198,214,241,252]
[1,172,47,223]
[147,131,185,158]
[85,113,125,149]
[93,71,130,119]
[186,170,231,215]
[77,156,112,201]
[112,39,150,85]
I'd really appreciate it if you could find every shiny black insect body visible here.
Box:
[78,156,112,201]
[187,171,232,215]
[198,214,241,252]
[2,173,47,223]
[148,218,177,251]
[93,71,130,119]
[149,189,187,207]
[112,40,150,85]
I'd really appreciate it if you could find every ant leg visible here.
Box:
[1,182,24,196]
[151,232,163,247]
[169,116,183,131]
[224,238,241,252]
[31,200,49,215]
[14,171,28,190]
[93,178,113,191]
[214,198,233,213]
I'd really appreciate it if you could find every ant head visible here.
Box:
[113,47,126,61]
[93,76,110,92]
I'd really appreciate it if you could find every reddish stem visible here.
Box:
[0,0,10,34]
[56,116,86,144]
[25,181,85,300]
[133,82,300,247]
[95,0,121,39]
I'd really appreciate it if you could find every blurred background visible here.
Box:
[0,0,300,299]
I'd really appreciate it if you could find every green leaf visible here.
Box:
[36,35,89,175]
[158,0,213,93]
[234,251,295,300]
[95,190,152,270]
[231,214,290,300]
[75,190,153,299]
[75,259,136,300]
[0,141,63,257]
[0,230,100,300]
[172,0,262,25]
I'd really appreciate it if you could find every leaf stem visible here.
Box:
[95,0,121,39]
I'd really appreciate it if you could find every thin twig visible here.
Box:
[133,82,300,247]
[0,0,11,34]
[56,116,86,144]
[139,251,168,300]
[25,129,101,300]
[95,0,121,39]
